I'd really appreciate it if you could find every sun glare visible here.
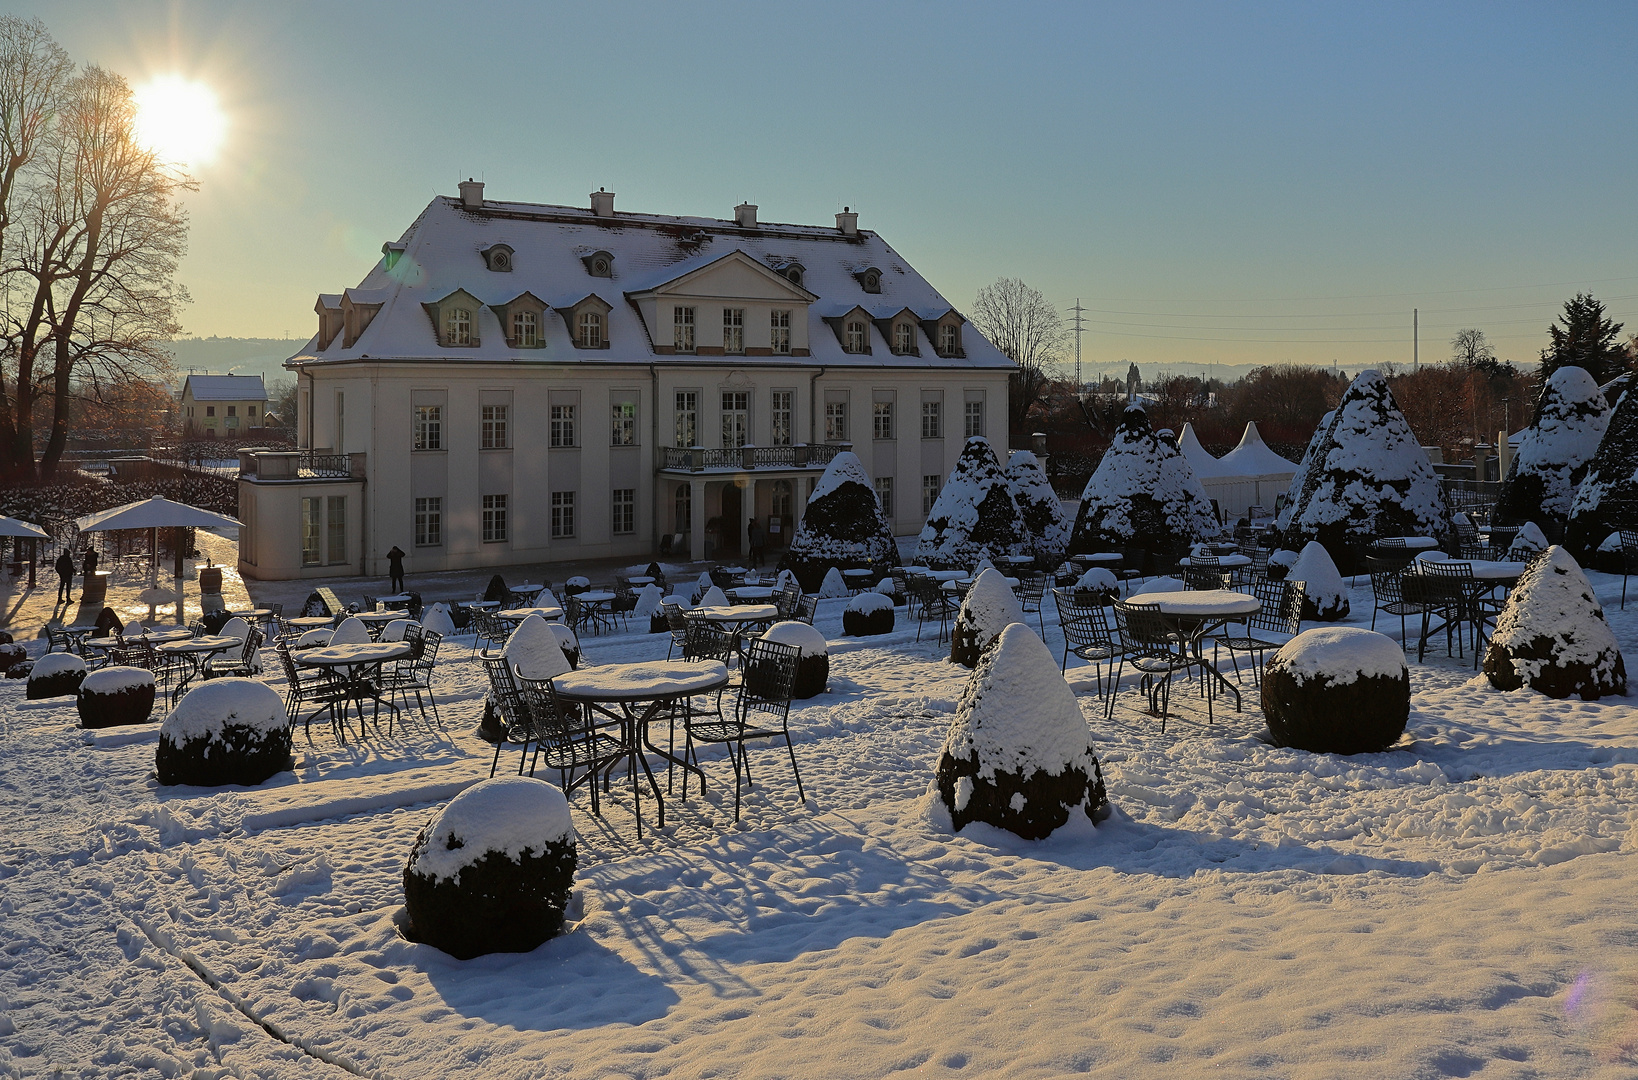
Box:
[133,76,226,169]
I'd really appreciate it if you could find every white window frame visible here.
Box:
[481,404,508,449]
[578,310,603,348]
[894,322,915,354]
[550,491,575,538]
[675,391,698,447]
[845,321,867,353]
[446,307,471,346]
[612,488,635,535]
[874,477,893,518]
[939,323,959,355]
[723,307,744,353]
[301,497,322,566]
[512,310,538,348]
[873,401,893,441]
[923,475,941,515]
[550,404,576,448]
[921,400,942,439]
[825,401,848,443]
[415,496,443,547]
[770,389,793,446]
[611,401,637,446]
[771,310,791,354]
[964,400,985,438]
[722,391,749,449]
[414,405,442,451]
[482,494,508,543]
[673,306,695,353]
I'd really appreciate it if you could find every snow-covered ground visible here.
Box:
[7,570,1638,1078]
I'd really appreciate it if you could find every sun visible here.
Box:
[133,76,226,169]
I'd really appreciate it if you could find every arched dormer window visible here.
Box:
[854,266,882,293]
[893,321,916,354]
[489,291,549,350]
[581,250,614,277]
[446,307,472,345]
[845,320,868,353]
[423,289,484,348]
[482,243,514,272]
[513,310,538,347]
[579,310,603,348]
[566,294,612,349]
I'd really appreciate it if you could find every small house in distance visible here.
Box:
[179,374,269,439]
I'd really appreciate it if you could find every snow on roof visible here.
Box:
[288,194,1014,371]
[182,374,268,402]
[1217,422,1297,478]
[1177,423,1228,478]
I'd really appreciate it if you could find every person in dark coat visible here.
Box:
[55,549,75,602]
[747,517,764,567]
[81,548,98,577]
[386,545,406,592]
[92,606,124,638]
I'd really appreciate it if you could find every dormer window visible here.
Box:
[482,244,514,272]
[579,311,603,348]
[893,321,916,354]
[314,295,343,350]
[938,322,961,357]
[768,260,805,287]
[786,267,803,286]
[513,310,538,347]
[581,250,614,277]
[446,308,472,346]
[489,291,548,350]
[855,267,882,293]
[845,321,868,353]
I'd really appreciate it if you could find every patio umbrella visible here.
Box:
[0,516,48,539]
[76,497,243,618]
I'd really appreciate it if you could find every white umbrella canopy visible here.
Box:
[76,496,242,597]
[0,515,48,539]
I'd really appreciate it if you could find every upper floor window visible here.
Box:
[512,310,538,348]
[673,306,695,353]
[825,401,848,442]
[446,308,472,346]
[481,404,508,449]
[227,405,237,416]
[893,322,916,354]
[874,476,894,517]
[921,400,943,439]
[414,405,442,451]
[938,323,960,356]
[723,308,744,353]
[206,405,216,417]
[771,310,791,354]
[964,400,985,438]
[722,391,748,449]
[578,310,603,349]
[611,402,636,446]
[675,391,698,447]
[551,491,575,538]
[415,496,442,546]
[482,495,508,542]
[844,321,868,353]
[771,390,793,446]
[873,401,893,440]
[550,404,576,448]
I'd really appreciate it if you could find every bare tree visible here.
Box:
[969,277,1066,441]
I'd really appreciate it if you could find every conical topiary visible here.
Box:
[1005,450,1070,563]
[1287,541,1348,621]
[1275,410,1335,535]
[778,451,898,592]
[1566,387,1638,562]
[1483,546,1626,700]
[935,622,1109,840]
[1068,404,1219,568]
[1281,370,1447,571]
[917,437,1029,568]
[1493,366,1609,540]
[950,567,1027,668]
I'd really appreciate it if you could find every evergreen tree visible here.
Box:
[1069,404,1218,561]
[778,452,898,591]
[1539,293,1628,385]
[1004,450,1069,562]
[916,437,1029,567]
[1492,366,1609,538]
[1565,387,1638,560]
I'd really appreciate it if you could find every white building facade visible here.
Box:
[238,185,1013,580]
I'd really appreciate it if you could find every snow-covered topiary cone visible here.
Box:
[421,603,457,637]
[763,621,829,698]
[633,584,664,621]
[778,451,898,592]
[403,776,577,960]
[1005,449,1070,563]
[1281,371,1448,571]
[1566,386,1638,561]
[27,652,86,699]
[843,592,895,636]
[1072,567,1119,606]
[1493,366,1609,539]
[935,623,1109,840]
[917,437,1030,568]
[1261,627,1409,754]
[76,666,155,729]
[329,616,370,645]
[1506,522,1549,561]
[817,568,850,599]
[501,615,572,682]
[1275,411,1335,535]
[950,568,1027,668]
[547,623,580,669]
[698,585,730,608]
[1068,404,1218,568]
[156,678,291,787]
[1483,546,1626,700]
[1287,541,1348,621]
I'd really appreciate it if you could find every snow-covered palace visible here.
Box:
[237,184,1014,579]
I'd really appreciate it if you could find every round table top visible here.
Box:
[228,608,272,618]
[728,586,777,601]
[159,635,243,654]
[496,606,565,621]
[627,575,656,586]
[377,593,412,603]
[80,636,125,650]
[1072,552,1124,564]
[352,610,404,623]
[1377,536,1441,550]
[1412,555,1525,581]
[842,568,874,578]
[1129,589,1261,618]
[296,641,412,666]
[912,569,968,581]
[124,627,194,644]
[717,566,750,575]
[575,590,617,603]
[460,600,500,609]
[690,604,780,623]
[943,576,1020,592]
[286,615,336,629]
[552,660,730,703]
[1180,554,1252,568]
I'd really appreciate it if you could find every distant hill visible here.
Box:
[163,338,301,387]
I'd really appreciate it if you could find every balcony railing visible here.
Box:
[240,450,365,480]
[659,443,850,472]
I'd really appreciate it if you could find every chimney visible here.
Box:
[836,206,858,236]
[590,188,615,218]
[734,202,758,228]
[458,178,484,210]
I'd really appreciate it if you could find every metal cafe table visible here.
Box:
[285,615,337,632]
[495,605,565,623]
[351,610,406,636]
[549,660,731,838]
[156,635,244,701]
[295,640,412,739]
[725,585,778,603]
[1127,589,1261,712]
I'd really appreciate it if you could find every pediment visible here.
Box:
[631,250,818,303]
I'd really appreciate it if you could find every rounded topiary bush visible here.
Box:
[0,641,26,674]
[27,652,86,700]
[763,620,829,698]
[778,451,898,592]
[950,569,1026,668]
[157,678,291,787]
[817,567,850,599]
[935,623,1109,840]
[76,666,156,729]
[1506,521,1549,562]
[842,592,895,637]
[1287,541,1349,621]
[1483,545,1626,700]
[1262,627,1409,754]
[501,615,572,682]
[7,659,32,679]
[403,776,577,960]
[1265,548,1297,581]
[1072,567,1118,606]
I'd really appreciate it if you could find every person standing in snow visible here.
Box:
[386,545,406,592]
[747,518,764,567]
[81,547,98,578]
[54,549,75,603]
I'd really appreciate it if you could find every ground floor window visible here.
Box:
[771,479,793,519]
[874,476,894,518]
[303,496,347,565]
[923,475,941,515]
[326,496,347,565]
[675,484,691,533]
[551,491,575,539]
[302,498,322,566]
[415,497,442,547]
[612,488,635,535]
[482,494,508,543]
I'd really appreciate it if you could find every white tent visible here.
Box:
[1177,423,1231,478]
[1193,422,1298,520]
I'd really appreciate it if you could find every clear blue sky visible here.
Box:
[11,0,1638,376]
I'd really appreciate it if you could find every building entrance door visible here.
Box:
[719,483,742,556]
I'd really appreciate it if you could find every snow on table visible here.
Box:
[295,642,412,666]
[495,605,565,621]
[1377,535,1441,550]
[551,660,729,701]
[689,604,779,623]
[1179,553,1252,568]
[1127,589,1260,617]
[1413,554,1528,581]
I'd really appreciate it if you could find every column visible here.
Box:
[689,478,706,562]
[744,478,759,565]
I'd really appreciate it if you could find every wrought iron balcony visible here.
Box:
[240,451,365,480]
[659,443,850,473]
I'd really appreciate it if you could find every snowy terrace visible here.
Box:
[6,560,1638,1076]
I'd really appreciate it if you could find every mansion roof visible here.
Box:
[180,374,268,402]
[289,191,1014,372]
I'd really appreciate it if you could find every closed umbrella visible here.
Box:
[76,497,243,621]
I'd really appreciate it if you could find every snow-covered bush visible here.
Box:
[76,666,155,729]
[1131,576,1186,596]
[698,585,730,608]
[1068,405,1218,569]
[27,651,85,700]
[817,568,850,599]
[0,641,26,674]
[1483,546,1626,700]
[329,617,370,646]
[403,776,577,960]
[935,623,1109,839]
[917,437,1029,568]
[1280,371,1448,571]
[563,575,590,594]
[156,678,291,787]
[843,591,895,637]
[764,621,829,698]
[1566,386,1638,560]
[1287,541,1348,621]
[1261,627,1409,754]
[693,572,714,602]
[548,623,581,670]
[1274,411,1334,535]
[501,615,572,682]
[1006,450,1070,563]
[6,659,31,679]
[1507,522,1549,561]
[633,584,664,621]
[1266,549,1299,581]
[950,568,1026,668]
[778,451,898,592]
[1493,366,1609,539]
[1072,567,1119,606]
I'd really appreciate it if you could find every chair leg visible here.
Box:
[783,729,805,804]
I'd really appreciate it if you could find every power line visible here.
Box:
[1068,299,1087,391]
[1080,274,1638,306]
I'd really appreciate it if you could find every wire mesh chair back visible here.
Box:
[776,583,802,618]
[738,638,801,723]
[1113,600,1184,657]
[1247,578,1303,636]
[683,619,735,662]
[1017,572,1047,609]
[1620,528,1638,565]
[1054,590,1119,664]
[482,656,533,741]
[518,678,593,754]
[794,594,819,625]
[1183,562,1229,591]
[1118,546,1148,580]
